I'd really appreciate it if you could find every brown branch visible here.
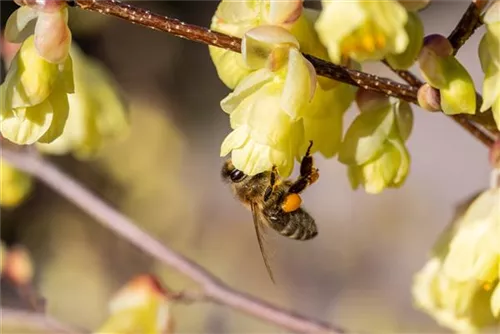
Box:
[447,1,483,54]
[1,308,87,334]
[71,0,496,148]
[1,147,347,334]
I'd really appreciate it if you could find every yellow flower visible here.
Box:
[339,90,413,194]
[95,275,173,334]
[413,183,500,331]
[479,2,500,130]
[0,159,33,208]
[220,26,315,176]
[209,0,329,89]
[385,11,424,70]
[0,35,73,145]
[413,257,498,333]
[36,44,129,159]
[442,187,500,285]
[315,0,409,64]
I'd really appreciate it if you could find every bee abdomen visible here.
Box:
[279,222,317,240]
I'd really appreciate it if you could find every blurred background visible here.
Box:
[0,1,494,333]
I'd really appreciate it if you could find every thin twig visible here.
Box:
[448,1,483,54]
[71,0,497,141]
[1,147,346,334]
[1,308,87,334]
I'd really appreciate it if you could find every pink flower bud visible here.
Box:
[422,34,453,57]
[34,9,71,63]
[417,83,441,112]
[4,246,34,286]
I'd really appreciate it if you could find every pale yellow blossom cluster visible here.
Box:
[413,177,500,332]
[211,0,355,177]
[210,0,426,188]
[1,0,74,145]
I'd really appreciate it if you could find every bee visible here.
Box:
[221,141,319,282]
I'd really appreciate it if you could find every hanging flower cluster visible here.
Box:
[413,171,500,332]
[315,0,426,67]
[211,0,356,177]
[1,0,74,145]
[36,44,129,159]
[338,89,413,194]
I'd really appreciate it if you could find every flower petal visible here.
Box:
[220,126,249,157]
[220,68,273,114]
[1,101,54,145]
[4,36,60,109]
[338,105,395,165]
[264,0,303,25]
[35,9,71,63]
[280,48,316,120]
[231,140,273,176]
[242,25,299,70]
[5,7,38,43]
[37,81,69,143]
[492,283,500,317]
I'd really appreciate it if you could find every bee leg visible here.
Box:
[288,141,319,194]
[264,166,279,202]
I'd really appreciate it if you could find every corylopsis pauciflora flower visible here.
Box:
[1,0,74,145]
[220,26,317,177]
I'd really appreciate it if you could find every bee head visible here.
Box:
[221,159,247,183]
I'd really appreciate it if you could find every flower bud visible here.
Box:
[417,83,441,112]
[263,0,303,26]
[4,246,34,285]
[422,34,453,57]
[418,34,476,115]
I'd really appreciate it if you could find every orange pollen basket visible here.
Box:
[281,193,302,212]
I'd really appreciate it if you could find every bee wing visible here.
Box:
[251,201,276,284]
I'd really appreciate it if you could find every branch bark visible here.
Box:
[71,0,497,147]
[1,147,346,334]
[448,1,483,54]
